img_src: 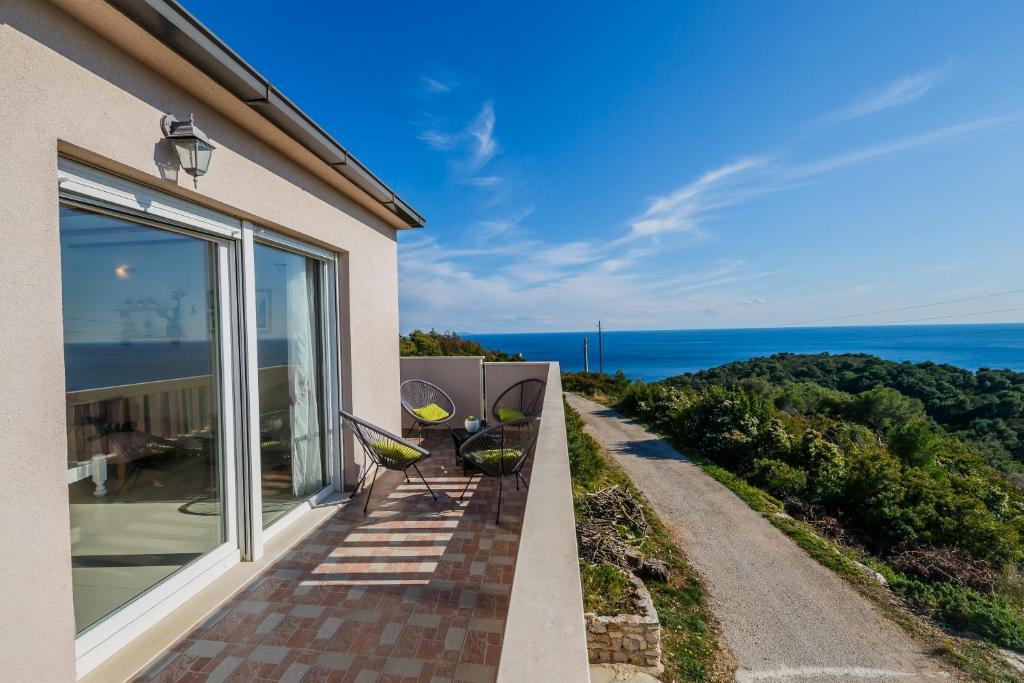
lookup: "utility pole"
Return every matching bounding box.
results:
[597,320,604,374]
[583,337,589,372]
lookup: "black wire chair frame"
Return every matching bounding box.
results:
[458,416,541,524]
[400,379,457,438]
[340,410,438,513]
[491,379,546,423]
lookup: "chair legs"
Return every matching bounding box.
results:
[460,471,527,524]
[459,473,478,500]
[362,463,381,514]
[350,462,372,500]
[496,473,503,525]
[411,462,437,500]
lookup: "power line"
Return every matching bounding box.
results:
[789,288,1024,326]
[875,306,1024,326]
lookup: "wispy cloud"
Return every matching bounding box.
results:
[418,101,500,173]
[417,129,459,150]
[467,101,499,171]
[420,75,455,94]
[618,157,770,243]
[788,111,1024,179]
[616,110,1022,246]
[478,207,534,238]
[822,67,943,125]
[467,175,502,187]
[399,234,779,332]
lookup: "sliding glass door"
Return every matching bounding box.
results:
[253,242,329,527]
[58,161,340,670]
[60,205,230,634]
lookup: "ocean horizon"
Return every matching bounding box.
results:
[465,323,1024,382]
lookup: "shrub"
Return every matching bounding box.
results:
[798,430,847,505]
[562,370,631,402]
[892,574,1024,650]
[565,400,604,491]
[751,458,808,499]
[399,329,520,361]
[619,382,692,436]
[682,387,788,471]
[888,418,943,467]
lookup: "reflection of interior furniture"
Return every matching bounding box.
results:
[400,379,456,438]
[66,454,110,496]
[341,410,438,513]
[259,408,294,503]
[459,417,541,524]
[259,409,291,455]
[69,417,207,495]
[492,379,546,423]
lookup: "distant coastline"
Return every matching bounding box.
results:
[464,322,1024,382]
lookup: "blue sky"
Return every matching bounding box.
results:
[183,1,1024,333]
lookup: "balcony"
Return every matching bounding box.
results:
[85,360,588,683]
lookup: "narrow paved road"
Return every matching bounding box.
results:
[567,394,953,683]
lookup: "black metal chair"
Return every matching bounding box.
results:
[459,416,540,524]
[400,379,456,438]
[341,410,438,513]
[491,379,546,423]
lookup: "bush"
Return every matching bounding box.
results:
[619,382,692,436]
[751,458,808,499]
[682,387,790,471]
[565,400,604,491]
[892,574,1024,650]
[399,329,521,361]
[562,370,631,402]
[798,430,847,505]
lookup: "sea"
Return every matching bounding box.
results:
[465,323,1024,382]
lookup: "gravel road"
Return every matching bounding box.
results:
[567,393,954,683]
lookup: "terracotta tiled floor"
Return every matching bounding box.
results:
[135,433,529,683]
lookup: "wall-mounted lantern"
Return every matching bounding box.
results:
[161,114,215,187]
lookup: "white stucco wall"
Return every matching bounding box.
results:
[0,1,407,679]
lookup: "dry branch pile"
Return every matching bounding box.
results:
[577,485,650,569]
[890,546,996,591]
[785,497,848,543]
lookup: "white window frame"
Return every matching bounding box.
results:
[242,222,342,558]
[58,159,245,678]
[58,159,345,676]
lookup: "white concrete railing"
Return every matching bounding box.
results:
[398,357,590,681]
[496,362,589,682]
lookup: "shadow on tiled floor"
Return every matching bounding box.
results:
[135,432,529,683]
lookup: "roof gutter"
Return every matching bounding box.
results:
[102,0,425,228]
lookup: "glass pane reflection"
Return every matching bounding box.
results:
[254,243,327,527]
[60,206,225,633]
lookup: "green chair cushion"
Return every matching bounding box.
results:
[471,447,525,469]
[369,440,421,463]
[412,403,450,422]
[496,407,526,422]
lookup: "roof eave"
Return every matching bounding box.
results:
[103,0,425,229]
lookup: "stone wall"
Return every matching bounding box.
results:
[584,573,662,671]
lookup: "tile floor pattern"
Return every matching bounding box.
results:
[135,433,529,683]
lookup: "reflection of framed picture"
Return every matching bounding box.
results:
[255,289,272,331]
